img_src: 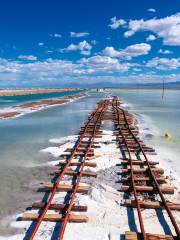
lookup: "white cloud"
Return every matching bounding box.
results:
[146,57,180,70]
[133,67,141,72]
[147,8,156,13]
[0,56,131,85]
[46,50,53,54]
[0,57,180,87]
[0,58,20,73]
[63,44,78,51]
[146,34,156,41]
[109,16,126,29]
[18,55,37,61]
[124,13,180,46]
[80,55,129,72]
[60,40,92,55]
[124,30,134,38]
[38,42,44,46]
[121,43,151,59]
[102,43,151,59]
[70,32,89,38]
[158,49,173,54]
[51,33,62,38]
[0,58,86,79]
[102,47,121,58]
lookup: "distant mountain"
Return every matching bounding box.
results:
[63,81,180,89]
[2,81,180,90]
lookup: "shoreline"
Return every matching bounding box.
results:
[0,88,79,97]
[0,93,87,120]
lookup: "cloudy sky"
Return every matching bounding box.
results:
[0,0,180,87]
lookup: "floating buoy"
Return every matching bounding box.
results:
[164,132,172,139]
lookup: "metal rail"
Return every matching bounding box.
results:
[58,100,109,239]
[112,97,180,239]
[29,100,109,240]
[112,98,147,240]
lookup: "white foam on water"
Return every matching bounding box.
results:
[40,135,77,159]
[49,135,78,144]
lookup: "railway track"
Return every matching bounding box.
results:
[20,96,180,240]
[112,96,180,240]
[21,99,110,239]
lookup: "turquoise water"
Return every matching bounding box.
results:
[110,89,180,176]
[0,92,103,233]
[0,89,179,235]
[0,90,83,108]
[0,93,102,168]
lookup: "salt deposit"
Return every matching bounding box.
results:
[1,127,180,239]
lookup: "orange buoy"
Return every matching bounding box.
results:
[164,132,172,139]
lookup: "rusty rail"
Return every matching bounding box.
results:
[112,98,147,240]
[20,96,179,240]
[58,100,109,239]
[112,96,180,239]
[27,99,110,240]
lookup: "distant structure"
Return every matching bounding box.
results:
[96,88,105,92]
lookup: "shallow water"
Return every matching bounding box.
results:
[110,89,180,176]
[0,92,104,235]
[0,89,180,235]
[0,90,82,108]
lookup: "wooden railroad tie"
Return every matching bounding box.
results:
[119,140,144,144]
[64,147,94,153]
[119,167,164,174]
[120,185,174,194]
[120,145,155,152]
[116,120,134,125]
[114,127,138,131]
[80,140,99,144]
[31,202,88,212]
[78,143,101,148]
[79,131,102,135]
[81,125,102,128]
[119,147,155,153]
[121,160,159,166]
[114,116,132,120]
[79,128,102,133]
[60,152,94,157]
[58,160,97,167]
[21,213,88,223]
[125,231,177,240]
[117,136,140,140]
[115,133,139,137]
[113,131,139,136]
[121,176,166,183]
[120,143,147,147]
[41,183,89,194]
[123,199,180,211]
[53,169,97,177]
[83,124,101,127]
[81,134,102,138]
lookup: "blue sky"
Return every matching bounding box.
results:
[0,0,180,87]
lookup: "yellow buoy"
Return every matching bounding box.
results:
[164,132,172,139]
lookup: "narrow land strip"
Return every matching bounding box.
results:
[0,93,87,119]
